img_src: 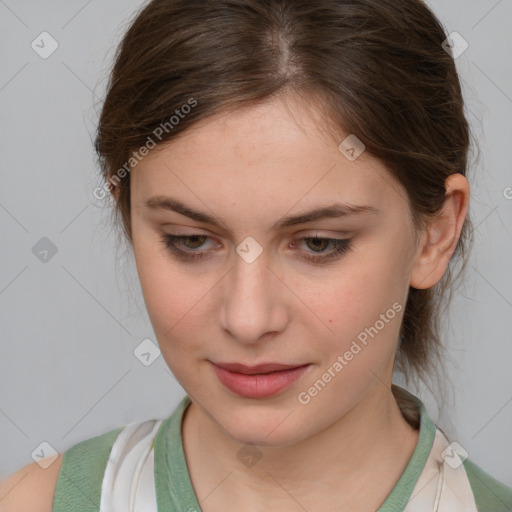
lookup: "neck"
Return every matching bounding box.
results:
[182,383,419,511]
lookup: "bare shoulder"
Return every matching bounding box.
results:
[0,455,63,512]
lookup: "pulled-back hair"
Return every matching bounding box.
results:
[94,0,474,397]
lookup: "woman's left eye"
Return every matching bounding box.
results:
[160,234,352,263]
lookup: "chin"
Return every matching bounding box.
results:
[216,406,308,448]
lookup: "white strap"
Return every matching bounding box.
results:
[99,419,162,512]
[405,429,478,511]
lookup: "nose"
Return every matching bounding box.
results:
[219,250,288,346]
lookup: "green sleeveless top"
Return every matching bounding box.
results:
[52,392,512,511]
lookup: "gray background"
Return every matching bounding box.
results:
[1,0,511,487]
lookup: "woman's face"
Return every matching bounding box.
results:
[130,95,421,446]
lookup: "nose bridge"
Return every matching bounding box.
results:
[220,247,285,344]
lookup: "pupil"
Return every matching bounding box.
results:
[309,238,326,251]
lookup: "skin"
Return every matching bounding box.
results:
[0,455,62,512]
[126,94,468,511]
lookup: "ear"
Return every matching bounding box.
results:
[409,173,470,290]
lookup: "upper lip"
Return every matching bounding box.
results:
[211,361,309,375]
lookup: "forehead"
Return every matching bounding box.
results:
[131,96,406,222]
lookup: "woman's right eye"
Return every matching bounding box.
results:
[160,234,214,261]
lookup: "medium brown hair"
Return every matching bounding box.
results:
[94,0,474,396]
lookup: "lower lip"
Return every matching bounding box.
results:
[211,363,311,398]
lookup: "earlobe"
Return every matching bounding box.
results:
[409,173,470,290]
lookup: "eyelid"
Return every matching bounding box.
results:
[161,229,352,244]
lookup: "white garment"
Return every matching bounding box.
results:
[99,419,162,512]
[99,419,477,512]
[404,428,477,512]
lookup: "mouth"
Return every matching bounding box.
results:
[210,361,312,398]
[211,361,309,374]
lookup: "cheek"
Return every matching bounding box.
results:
[135,255,208,381]
[133,233,205,341]
[293,263,404,416]
[297,244,408,364]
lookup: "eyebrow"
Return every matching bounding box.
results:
[144,196,379,231]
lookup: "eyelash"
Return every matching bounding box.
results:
[160,234,352,264]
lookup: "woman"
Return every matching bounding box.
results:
[2,0,511,510]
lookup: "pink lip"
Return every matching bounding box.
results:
[211,361,311,398]
[213,361,308,374]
